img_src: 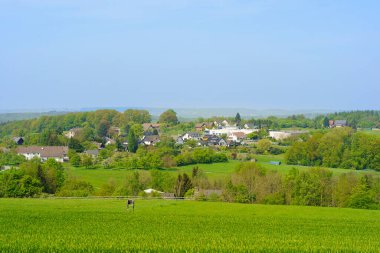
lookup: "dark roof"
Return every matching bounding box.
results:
[13,137,24,143]
[17,146,68,158]
[85,149,99,156]
[143,135,160,142]
[187,132,201,137]
[335,120,347,125]
[143,123,161,131]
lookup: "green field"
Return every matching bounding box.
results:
[1,199,380,252]
[67,155,378,190]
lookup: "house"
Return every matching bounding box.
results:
[182,132,201,141]
[243,123,258,129]
[91,141,104,149]
[195,123,206,132]
[195,122,214,131]
[329,120,348,128]
[13,137,24,145]
[222,120,230,127]
[17,146,69,162]
[208,127,258,137]
[334,120,347,128]
[84,149,99,157]
[176,136,184,145]
[104,137,116,146]
[64,128,82,138]
[142,123,161,132]
[205,135,227,146]
[109,126,121,136]
[228,132,246,142]
[226,139,240,147]
[269,130,308,141]
[141,135,160,146]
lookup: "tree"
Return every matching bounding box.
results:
[174,173,193,197]
[81,154,94,169]
[124,109,152,124]
[323,117,329,128]
[127,128,139,153]
[159,109,178,125]
[256,139,272,154]
[97,119,110,138]
[235,113,241,125]
[68,138,84,153]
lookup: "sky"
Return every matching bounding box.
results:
[0,0,379,112]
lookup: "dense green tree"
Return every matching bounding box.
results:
[159,109,178,125]
[127,128,139,153]
[97,119,110,138]
[124,109,152,124]
[68,138,85,153]
[235,113,241,125]
[174,173,192,197]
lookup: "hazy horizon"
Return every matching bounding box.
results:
[1,1,379,111]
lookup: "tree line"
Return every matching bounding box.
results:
[285,128,380,171]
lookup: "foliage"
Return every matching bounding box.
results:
[285,128,380,170]
[159,109,178,125]
[127,128,138,153]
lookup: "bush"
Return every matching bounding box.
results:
[56,178,94,197]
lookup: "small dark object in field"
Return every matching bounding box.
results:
[127,199,135,212]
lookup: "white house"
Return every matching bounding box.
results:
[182,132,201,141]
[17,146,69,162]
[269,130,308,141]
[208,127,258,137]
[64,128,82,139]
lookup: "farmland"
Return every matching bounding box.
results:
[1,198,380,252]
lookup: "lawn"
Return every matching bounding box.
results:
[1,199,380,252]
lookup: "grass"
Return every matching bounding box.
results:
[1,198,380,252]
[67,154,378,191]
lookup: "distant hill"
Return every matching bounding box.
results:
[0,111,68,123]
[80,107,335,119]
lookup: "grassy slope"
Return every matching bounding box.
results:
[67,154,378,190]
[1,199,379,252]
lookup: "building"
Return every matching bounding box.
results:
[269,130,308,141]
[208,127,258,137]
[13,137,24,145]
[109,126,121,136]
[64,128,82,138]
[84,149,99,157]
[17,146,69,162]
[176,136,184,145]
[142,123,161,132]
[329,120,348,128]
[141,135,160,146]
[182,132,201,141]
[228,132,246,142]
[104,137,116,146]
[334,120,348,128]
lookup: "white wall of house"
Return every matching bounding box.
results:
[20,153,65,163]
[269,131,292,140]
[209,127,258,136]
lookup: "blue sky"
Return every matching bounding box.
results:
[0,0,379,111]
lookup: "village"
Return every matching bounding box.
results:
[5,117,353,164]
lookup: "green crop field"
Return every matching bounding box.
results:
[1,199,380,252]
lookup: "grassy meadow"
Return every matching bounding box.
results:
[66,154,378,191]
[1,198,380,252]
